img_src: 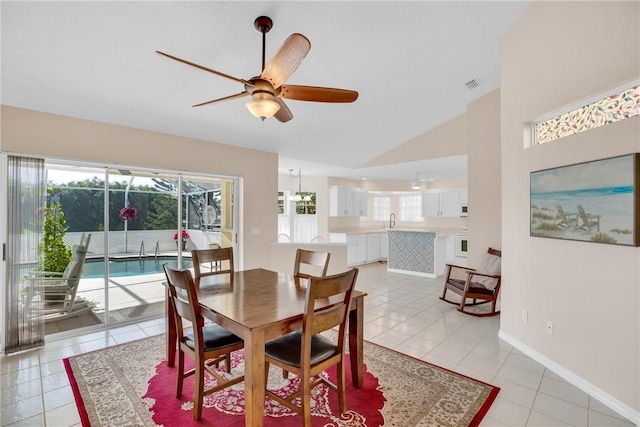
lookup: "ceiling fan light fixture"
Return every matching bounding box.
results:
[246,97,280,120]
[411,181,422,190]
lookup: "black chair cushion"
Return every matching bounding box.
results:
[184,323,243,351]
[447,278,494,296]
[265,331,338,368]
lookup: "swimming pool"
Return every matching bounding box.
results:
[83,256,193,278]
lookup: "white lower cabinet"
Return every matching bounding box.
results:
[330,232,387,266]
[355,235,366,264]
[380,232,388,260]
[346,235,357,266]
[366,233,380,263]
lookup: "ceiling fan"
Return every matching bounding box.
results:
[156,16,358,122]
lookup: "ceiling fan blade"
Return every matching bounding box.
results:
[261,33,311,89]
[156,51,253,87]
[280,85,358,103]
[192,91,248,108]
[274,98,293,123]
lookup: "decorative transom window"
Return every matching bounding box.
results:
[533,82,639,145]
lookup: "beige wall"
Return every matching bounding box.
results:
[467,89,502,266]
[500,0,639,418]
[362,114,467,167]
[1,106,279,270]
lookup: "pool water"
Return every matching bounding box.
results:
[83,257,193,278]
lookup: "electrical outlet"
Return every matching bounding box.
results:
[546,320,553,335]
[522,310,528,322]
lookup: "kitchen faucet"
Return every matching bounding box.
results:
[389,213,396,229]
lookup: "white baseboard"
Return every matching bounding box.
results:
[386,268,436,278]
[498,329,639,426]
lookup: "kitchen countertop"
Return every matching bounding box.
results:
[329,227,466,237]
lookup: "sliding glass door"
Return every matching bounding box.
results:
[2,160,240,337]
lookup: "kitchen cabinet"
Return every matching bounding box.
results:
[329,186,353,216]
[329,231,385,266]
[352,188,368,217]
[422,187,467,218]
[346,235,357,265]
[380,232,388,260]
[329,186,368,217]
[355,234,366,264]
[344,234,366,266]
[366,233,380,262]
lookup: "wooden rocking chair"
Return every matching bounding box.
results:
[440,247,502,317]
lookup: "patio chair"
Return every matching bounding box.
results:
[576,205,600,231]
[30,233,94,322]
[556,205,577,229]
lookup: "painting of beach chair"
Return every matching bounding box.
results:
[556,205,578,229]
[531,154,639,246]
[29,233,94,322]
[576,205,601,231]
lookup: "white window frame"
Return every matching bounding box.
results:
[399,194,423,222]
[372,196,390,222]
[531,80,639,146]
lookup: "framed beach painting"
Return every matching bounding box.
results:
[530,153,639,246]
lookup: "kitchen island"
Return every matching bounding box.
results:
[387,229,446,277]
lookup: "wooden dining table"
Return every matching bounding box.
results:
[164,268,366,427]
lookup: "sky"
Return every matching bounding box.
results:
[530,155,634,194]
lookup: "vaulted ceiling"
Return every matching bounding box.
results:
[1,1,529,182]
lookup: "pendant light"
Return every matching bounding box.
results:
[290,169,311,201]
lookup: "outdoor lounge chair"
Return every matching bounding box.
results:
[29,233,94,322]
[556,205,577,229]
[576,205,600,231]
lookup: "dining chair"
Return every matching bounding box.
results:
[293,248,330,280]
[191,247,234,286]
[279,248,332,379]
[264,268,359,426]
[162,264,244,420]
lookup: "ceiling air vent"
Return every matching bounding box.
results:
[465,79,480,90]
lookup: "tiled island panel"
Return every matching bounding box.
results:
[387,229,445,277]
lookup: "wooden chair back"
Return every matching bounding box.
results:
[163,263,244,420]
[163,265,204,344]
[304,268,357,336]
[264,268,359,426]
[191,247,234,285]
[293,249,330,280]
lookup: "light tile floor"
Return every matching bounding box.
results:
[0,262,635,426]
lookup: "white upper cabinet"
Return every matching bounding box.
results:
[329,186,354,216]
[421,191,441,217]
[352,188,368,217]
[329,186,367,217]
[422,187,467,217]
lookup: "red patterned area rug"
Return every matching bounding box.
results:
[64,333,499,426]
